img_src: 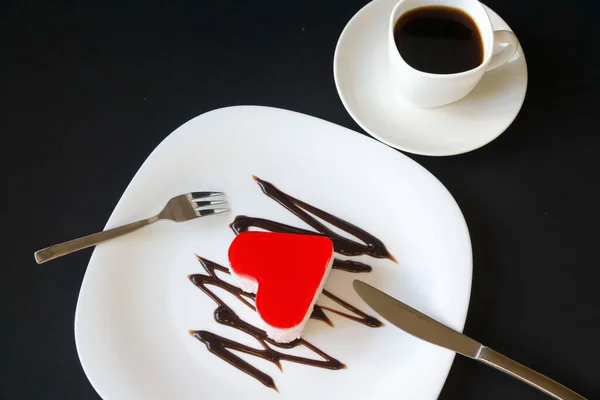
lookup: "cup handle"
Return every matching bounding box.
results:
[486,30,519,72]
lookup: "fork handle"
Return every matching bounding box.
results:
[34,215,160,264]
[477,347,586,399]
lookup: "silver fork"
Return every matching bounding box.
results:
[34,192,229,264]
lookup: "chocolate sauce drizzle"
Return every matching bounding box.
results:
[235,176,396,262]
[189,257,345,392]
[230,216,375,273]
[189,176,395,390]
[320,290,383,328]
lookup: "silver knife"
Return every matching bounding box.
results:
[353,280,586,400]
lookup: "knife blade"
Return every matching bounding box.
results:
[352,280,587,400]
[352,279,482,358]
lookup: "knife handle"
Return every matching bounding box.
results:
[477,347,586,400]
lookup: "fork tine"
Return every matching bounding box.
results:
[191,191,224,200]
[197,208,230,217]
[193,200,227,209]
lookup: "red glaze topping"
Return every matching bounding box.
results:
[228,232,334,329]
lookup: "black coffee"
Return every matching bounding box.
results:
[393,6,483,74]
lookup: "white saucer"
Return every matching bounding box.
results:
[334,0,528,156]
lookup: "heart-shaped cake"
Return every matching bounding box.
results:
[228,231,334,343]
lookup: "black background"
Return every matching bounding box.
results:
[2,0,599,399]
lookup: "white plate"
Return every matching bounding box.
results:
[75,106,472,400]
[334,0,528,156]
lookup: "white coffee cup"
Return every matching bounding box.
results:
[388,0,519,108]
